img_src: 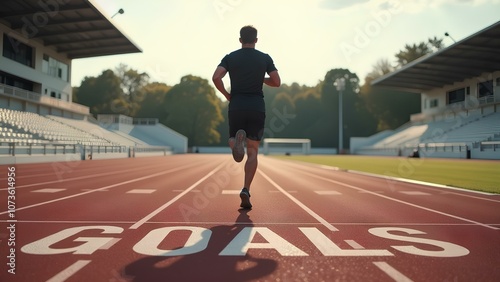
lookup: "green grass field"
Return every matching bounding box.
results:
[274,155,500,194]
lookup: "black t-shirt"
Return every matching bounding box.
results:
[218,48,277,112]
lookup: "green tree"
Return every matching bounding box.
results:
[215,100,229,146]
[269,91,296,137]
[363,38,443,131]
[366,58,394,80]
[72,87,79,103]
[135,82,171,119]
[360,76,420,131]
[74,69,123,116]
[161,75,224,146]
[395,37,445,67]
[115,63,150,117]
[291,88,323,139]
[319,68,375,149]
[427,36,444,52]
[395,42,430,66]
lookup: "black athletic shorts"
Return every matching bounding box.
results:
[228,110,266,141]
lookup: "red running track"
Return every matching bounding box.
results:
[0,154,499,281]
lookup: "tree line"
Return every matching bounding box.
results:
[73,37,444,149]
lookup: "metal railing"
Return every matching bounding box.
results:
[416,142,468,152]
[0,83,89,115]
[0,142,79,156]
[82,145,127,154]
[0,142,171,160]
[411,95,499,122]
[0,142,125,157]
[133,118,159,125]
[473,141,500,151]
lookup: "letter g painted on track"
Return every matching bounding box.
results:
[21,226,123,255]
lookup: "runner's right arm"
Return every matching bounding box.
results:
[264,70,281,87]
[212,66,231,101]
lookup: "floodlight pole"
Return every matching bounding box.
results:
[335,78,345,154]
[112,8,124,18]
[444,32,456,43]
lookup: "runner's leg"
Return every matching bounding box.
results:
[228,111,246,162]
[244,139,260,191]
[243,111,265,191]
[228,111,237,150]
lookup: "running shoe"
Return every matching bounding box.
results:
[232,129,246,162]
[240,187,252,209]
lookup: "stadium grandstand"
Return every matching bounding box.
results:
[351,20,500,160]
[0,0,187,164]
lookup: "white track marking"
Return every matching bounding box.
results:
[0,164,162,191]
[129,161,227,229]
[0,163,198,215]
[359,190,385,194]
[0,220,138,224]
[378,175,496,196]
[259,170,339,231]
[373,261,413,282]
[436,190,500,202]
[345,240,364,249]
[221,190,240,194]
[320,165,340,170]
[126,189,156,194]
[81,189,108,192]
[173,189,201,193]
[399,191,431,195]
[294,168,499,230]
[32,188,66,193]
[99,238,121,250]
[1,219,496,227]
[46,260,91,282]
[315,191,342,195]
[271,157,500,200]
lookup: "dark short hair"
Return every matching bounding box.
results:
[240,25,257,44]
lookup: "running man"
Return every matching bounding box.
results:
[212,25,281,209]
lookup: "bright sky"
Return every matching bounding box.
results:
[72,0,500,90]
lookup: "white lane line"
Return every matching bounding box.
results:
[81,189,108,192]
[0,164,162,191]
[222,190,240,194]
[0,220,138,224]
[259,170,339,232]
[3,219,498,228]
[129,161,227,229]
[399,191,431,196]
[173,189,201,193]
[46,260,91,282]
[320,165,340,170]
[296,169,500,230]
[269,157,500,200]
[315,191,342,195]
[32,188,66,193]
[0,163,198,215]
[373,261,413,282]
[126,189,156,194]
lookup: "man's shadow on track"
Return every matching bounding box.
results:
[122,209,277,281]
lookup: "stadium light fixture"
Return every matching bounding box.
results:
[111,8,125,18]
[444,32,456,43]
[334,77,346,154]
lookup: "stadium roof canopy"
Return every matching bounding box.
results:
[0,0,141,59]
[371,20,500,93]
